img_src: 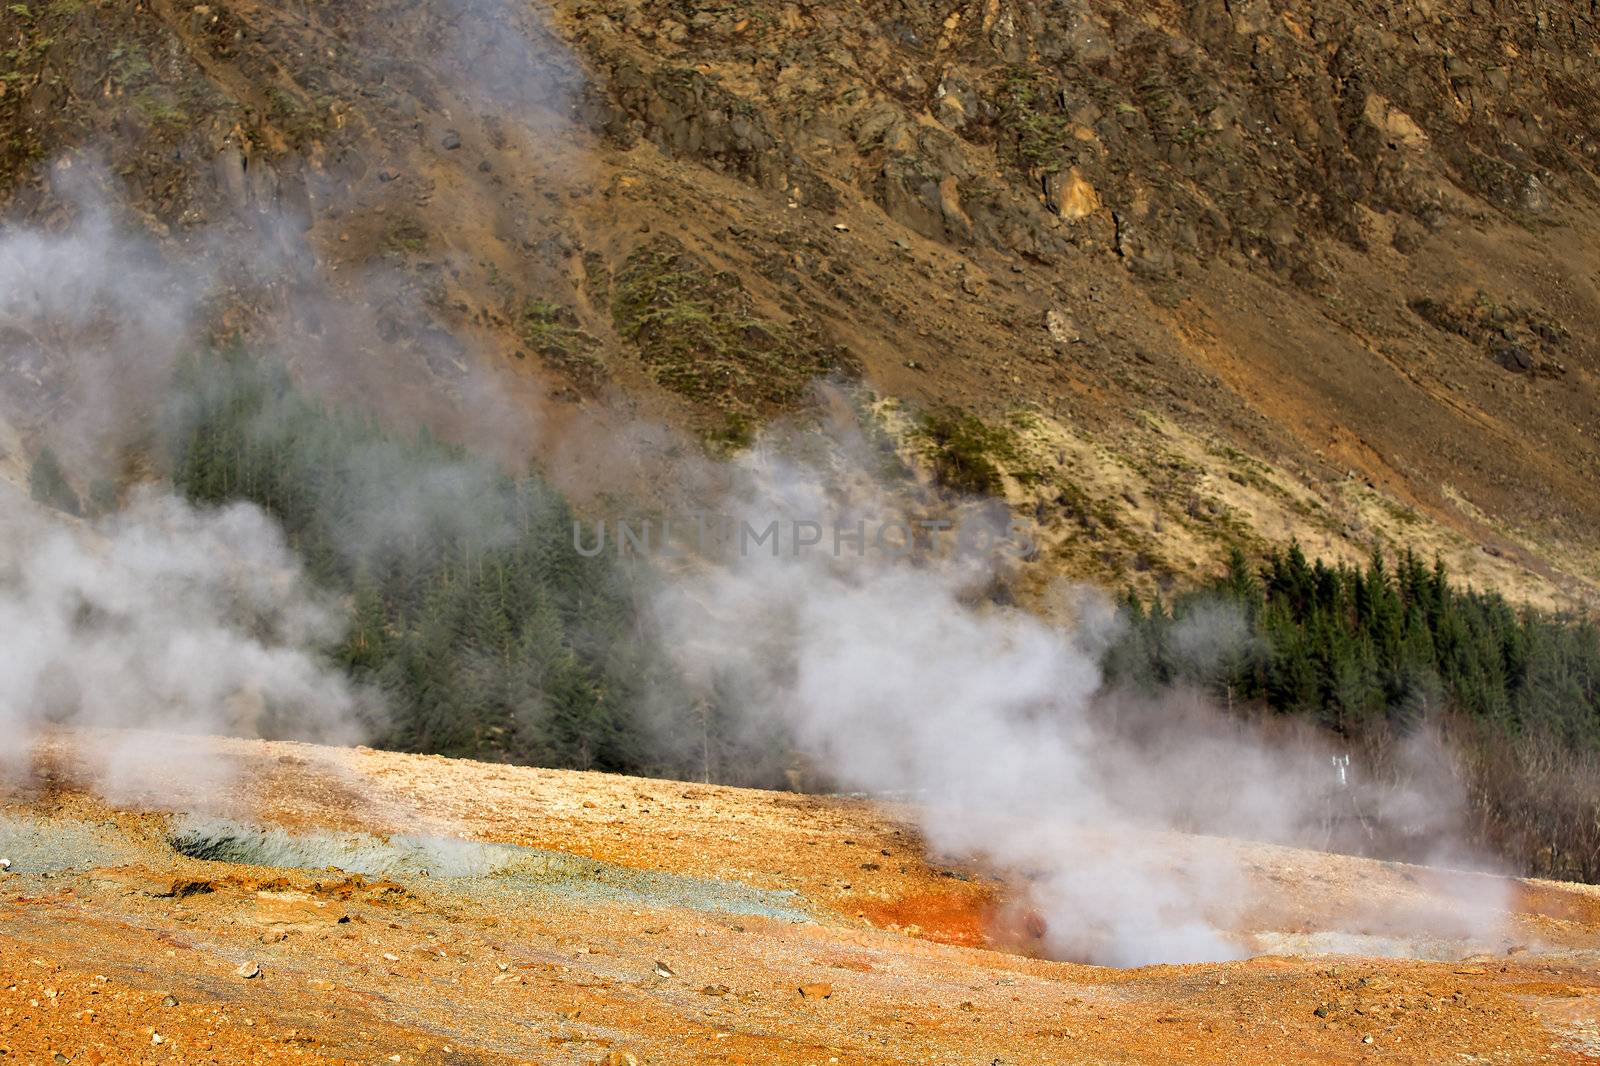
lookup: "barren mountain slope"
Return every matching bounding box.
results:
[5,732,1600,1064]
[2,0,1599,603]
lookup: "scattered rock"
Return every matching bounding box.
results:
[1520,175,1549,213]
[235,961,261,980]
[252,890,348,930]
[701,984,730,996]
[160,995,178,1007]
[440,130,462,150]
[798,982,833,1000]
[653,960,675,978]
[1045,308,1079,345]
[1048,167,1101,221]
[1492,342,1533,373]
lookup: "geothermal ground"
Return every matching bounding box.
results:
[4,733,1600,1065]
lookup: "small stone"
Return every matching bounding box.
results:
[1045,308,1079,345]
[235,961,260,980]
[833,223,850,232]
[440,130,462,150]
[798,982,833,1000]
[161,995,178,1007]
[378,167,400,182]
[701,984,730,996]
[1050,166,1102,221]
[0,858,11,871]
[653,961,675,978]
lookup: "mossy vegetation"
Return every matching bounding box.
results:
[133,88,188,128]
[611,237,845,412]
[916,408,1022,496]
[381,217,428,256]
[519,299,581,358]
[518,299,605,391]
[994,67,1071,175]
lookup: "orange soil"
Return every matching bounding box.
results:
[2,731,1600,1064]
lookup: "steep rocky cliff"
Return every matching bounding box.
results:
[2,0,1597,603]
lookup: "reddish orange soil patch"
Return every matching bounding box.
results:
[852,889,1027,950]
[854,890,993,946]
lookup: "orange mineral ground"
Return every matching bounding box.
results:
[3,731,1600,1065]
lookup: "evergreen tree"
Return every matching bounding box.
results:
[164,348,691,775]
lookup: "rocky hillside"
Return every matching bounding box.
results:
[2,0,1598,604]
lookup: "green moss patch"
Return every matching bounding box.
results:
[611,237,848,412]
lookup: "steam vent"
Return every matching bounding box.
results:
[3,0,1600,1060]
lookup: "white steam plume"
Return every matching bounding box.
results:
[651,444,1505,965]
[0,484,371,792]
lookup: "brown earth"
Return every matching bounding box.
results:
[1,0,1598,604]
[4,731,1600,1064]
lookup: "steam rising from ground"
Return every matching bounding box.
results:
[0,0,637,796]
[0,0,1513,968]
[0,484,370,792]
[651,448,1507,964]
